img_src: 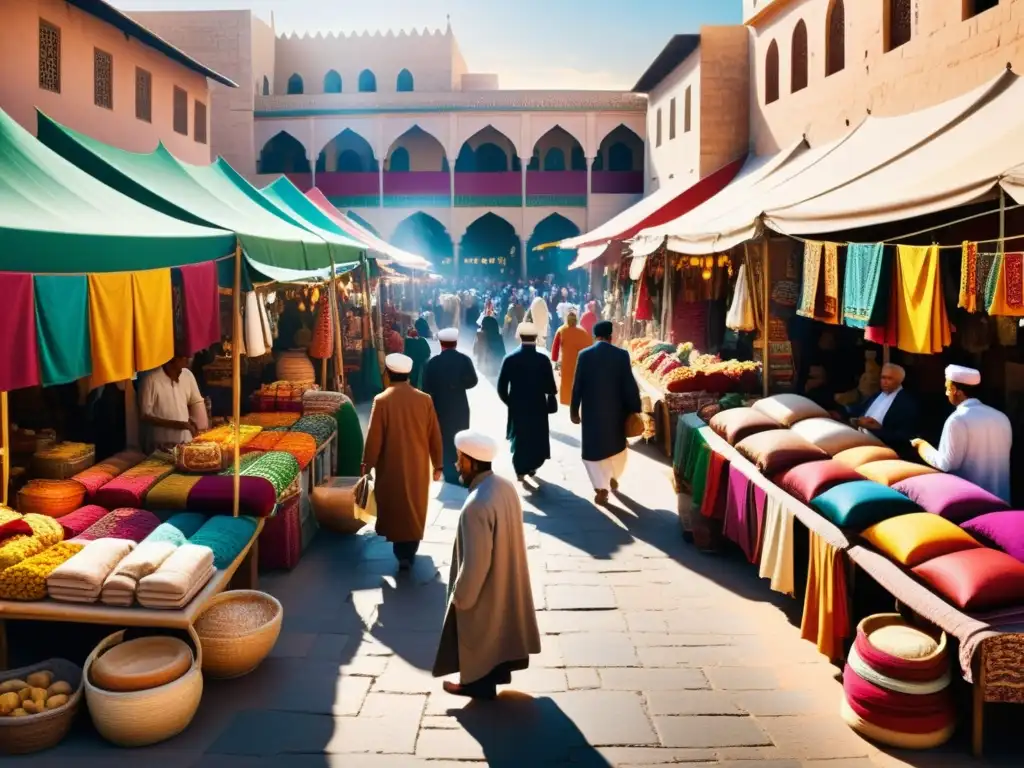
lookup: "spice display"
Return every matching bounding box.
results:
[32,442,95,479]
[628,336,760,394]
[0,542,84,600]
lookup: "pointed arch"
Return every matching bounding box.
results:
[324,70,342,93]
[543,148,566,171]
[262,75,270,95]
[392,213,453,272]
[526,214,581,278]
[455,126,518,173]
[384,125,448,172]
[791,20,809,93]
[826,0,846,77]
[396,69,414,92]
[594,125,643,172]
[257,131,310,174]
[287,73,304,95]
[358,69,377,93]
[460,213,520,277]
[316,129,378,173]
[765,40,780,104]
[530,126,584,171]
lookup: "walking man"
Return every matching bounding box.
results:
[551,308,592,407]
[361,353,444,569]
[498,322,557,481]
[423,327,479,484]
[432,430,541,699]
[403,328,431,390]
[571,320,643,504]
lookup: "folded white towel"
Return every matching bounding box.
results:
[138,544,214,599]
[137,565,215,609]
[47,539,135,596]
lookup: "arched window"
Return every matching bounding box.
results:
[826,0,846,76]
[287,73,303,95]
[358,69,377,93]
[543,147,566,171]
[608,142,632,172]
[791,20,808,93]
[338,149,365,173]
[765,40,780,104]
[262,75,270,95]
[886,0,912,52]
[324,70,342,93]
[527,152,540,172]
[570,145,586,171]
[389,147,410,172]
[396,69,414,92]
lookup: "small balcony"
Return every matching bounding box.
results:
[454,172,522,207]
[526,171,587,207]
[383,171,451,208]
[591,171,644,195]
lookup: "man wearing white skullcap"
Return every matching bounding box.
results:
[362,351,444,570]
[498,320,557,481]
[423,329,478,483]
[911,365,1013,501]
[433,430,540,699]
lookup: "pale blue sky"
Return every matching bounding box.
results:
[116,0,742,89]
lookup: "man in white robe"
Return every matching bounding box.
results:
[911,365,1013,501]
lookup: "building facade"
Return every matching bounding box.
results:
[0,0,232,164]
[133,10,647,279]
[745,0,1019,155]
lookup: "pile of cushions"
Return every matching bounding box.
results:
[709,407,781,446]
[842,614,955,749]
[892,474,1008,523]
[791,418,883,456]
[811,481,922,530]
[773,460,863,505]
[856,460,938,487]
[961,510,1024,563]
[94,457,175,510]
[736,430,826,475]
[833,445,899,469]
[752,394,828,427]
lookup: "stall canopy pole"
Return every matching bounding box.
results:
[330,256,345,392]
[232,241,243,518]
[762,240,770,398]
[1,391,8,507]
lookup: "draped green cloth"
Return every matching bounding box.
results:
[689,439,712,508]
[843,243,884,329]
[34,275,91,386]
[674,413,706,476]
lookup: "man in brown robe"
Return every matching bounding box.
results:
[362,353,444,569]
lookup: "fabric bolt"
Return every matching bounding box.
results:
[751,484,769,565]
[47,538,135,600]
[87,273,134,388]
[274,432,317,470]
[218,451,263,475]
[57,504,110,539]
[892,473,1008,523]
[145,473,204,510]
[34,274,91,386]
[76,508,161,543]
[137,543,214,601]
[758,493,796,596]
[861,513,982,567]
[94,460,175,509]
[722,464,758,562]
[101,539,178,602]
[132,269,174,373]
[243,431,286,454]
[895,245,951,355]
[673,413,706,477]
[821,242,840,323]
[292,414,337,446]
[186,475,277,518]
[699,450,730,520]
[961,510,1024,562]
[0,542,84,600]
[844,243,886,328]
[189,515,259,568]
[175,261,221,355]
[243,450,301,497]
[800,529,850,662]
[0,272,40,391]
[145,513,208,546]
[72,453,142,499]
[988,251,1024,316]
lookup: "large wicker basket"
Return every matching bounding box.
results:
[0,658,83,755]
[84,626,203,747]
[194,590,282,679]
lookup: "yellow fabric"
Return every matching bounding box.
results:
[88,273,134,388]
[895,245,951,354]
[800,529,849,662]
[856,460,939,487]
[861,512,982,567]
[554,325,593,405]
[132,269,175,372]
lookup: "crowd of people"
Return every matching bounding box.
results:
[358,308,641,701]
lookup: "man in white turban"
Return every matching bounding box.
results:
[423,328,478,484]
[912,365,1013,501]
[432,430,540,699]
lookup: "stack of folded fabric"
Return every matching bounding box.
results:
[0,506,21,527]
[841,614,955,749]
[218,452,263,475]
[71,450,146,499]
[0,541,86,600]
[190,515,259,569]
[136,543,215,609]
[47,538,136,603]
[145,473,204,510]
[243,451,301,498]
[274,432,317,470]
[94,457,175,509]
[0,514,65,570]
[302,390,349,415]
[77,508,161,543]
[185,475,278,518]
[57,505,111,539]
[291,414,337,447]
[101,513,208,606]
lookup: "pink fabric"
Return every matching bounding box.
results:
[59,504,112,540]
[722,464,758,563]
[178,262,221,354]
[580,302,598,335]
[0,273,40,390]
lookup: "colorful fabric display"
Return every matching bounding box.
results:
[94,458,175,509]
[72,450,146,498]
[57,504,110,539]
[987,251,1024,316]
[243,451,301,497]
[88,272,134,389]
[17,479,87,517]
[751,394,828,427]
[895,245,951,354]
[185,475,278,518]
[259,495,303,571]
[758,492,795,596]
[797,241,840,324]
[0,272,41,391]
[336,400,364,476]
[861,513,982,567]
[801,529,850,662]
[34,274,91,386]
[137,543,216,609]
[291,414,337,446]
[132,269,174,373]
[240,412,302,429]
[197,423,264,448]
[175,261,221,355]
[736,430,826,475]
[773,460,862,505]
[0,514,65,570]
[274,432,317,470]
[100,515,204,607]
[145,473,204,510]
[219,451,264,474]
[147,513,208,546]
[76,508,161,543]
[891,473,1008,523]
[309,292,333,360]
[47,538,134,603]
[843,243,885,328]
[913,548,1024,612]
[709,407,780,446]
[190,515,258,568]
[243,431,286,454]
[960,510,1024,563]
[810,481,921,530]
[302,390,349,415]
[721,464,758,563]
[0,542,85,600]
[833,445,899,469]
[0,507,20,527]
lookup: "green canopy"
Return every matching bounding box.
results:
[36,112,348,271]
[0,106,234,272]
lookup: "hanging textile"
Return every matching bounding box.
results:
[132,269,174,372]
[959,242,979,312]
[797,241,823,319]
[746,244,767,336]
[797,241,840,324]
[757,493,795,596]
[725,265,756,332]
[987,251,1024,317]
[635,275,653,322]
[843,243,885,328]
[34,275,91,387]
[895,245,951,354]
[309,293,334,360]
[722,465,758,562]
[176,262,221,355]
[821,243,840,324]
[258,292,273,350]
[244,292,266,357]
[800,529,851,663]
[88,273,134,389]
[0,273,40,391]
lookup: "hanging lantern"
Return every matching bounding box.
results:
[704,256,714,269]
[701,269,712,281]
[689,256,701,267]
[311,287,320,305]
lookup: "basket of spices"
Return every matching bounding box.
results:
[0,659,83,755]
[194,590,282,678]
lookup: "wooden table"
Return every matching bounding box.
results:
[0,521,262,669]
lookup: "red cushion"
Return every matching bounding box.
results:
[913,548,1024,612]
[773,460,863,504]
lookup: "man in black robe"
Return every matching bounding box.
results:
[423,328,479,484]
[497,322,557,481]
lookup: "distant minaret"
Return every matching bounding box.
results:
[446,13,451,34]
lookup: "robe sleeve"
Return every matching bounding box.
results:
[920,414,967,473]
[551,330,562,362]
[497,358,511,405]
[427,403,443,471]
[622,352,642,414]
[452,501,494,611]
[571,350,586,414]
[362,399,384,470]
[544,354,557,395]
[462,355,478,390]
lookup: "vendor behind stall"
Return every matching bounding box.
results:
[139,354,207,451]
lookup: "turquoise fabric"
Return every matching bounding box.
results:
[810,480,921,530]
[34,275,91,385]
[145,513,208,546]
[674,413,705,475]
[843,243,885,329]
[189,515,259,569]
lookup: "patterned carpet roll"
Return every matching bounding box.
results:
[0,542,85,600]
[94,458,175,510]
[189,515,259,568]
[274,432,317,470]
[76,508,162,543]
[17,479,87,517]
[243,451,301,498]
[240,412,301,429]
[0,514,65,570]
[291,414,337,447]
[243,431,286,454]
[145,513,209,546]
[219,452,264,475]
[186,475,277,518]
[71,450,147,497]
[302,390,349,415]
[145,473,204,510]
[58,505,111,540]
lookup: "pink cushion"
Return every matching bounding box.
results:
[913,548,1024,612]
[709,408,781,446]
[773,460,862,504]
[893,474,1008,523]
[735,429,827,475]
[960,511,1024,563]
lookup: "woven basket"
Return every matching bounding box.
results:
[0,658,83,755]
[275,351,315,384]
[84,626,203,747]
[194,591,282,679]
[32,444,96,480]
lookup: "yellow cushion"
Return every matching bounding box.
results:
[857,460,939,487]
[833,445,899,469]
[868,625,939,660]
[861,512,982,567]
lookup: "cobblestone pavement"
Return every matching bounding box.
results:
[11,345,1011,766]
